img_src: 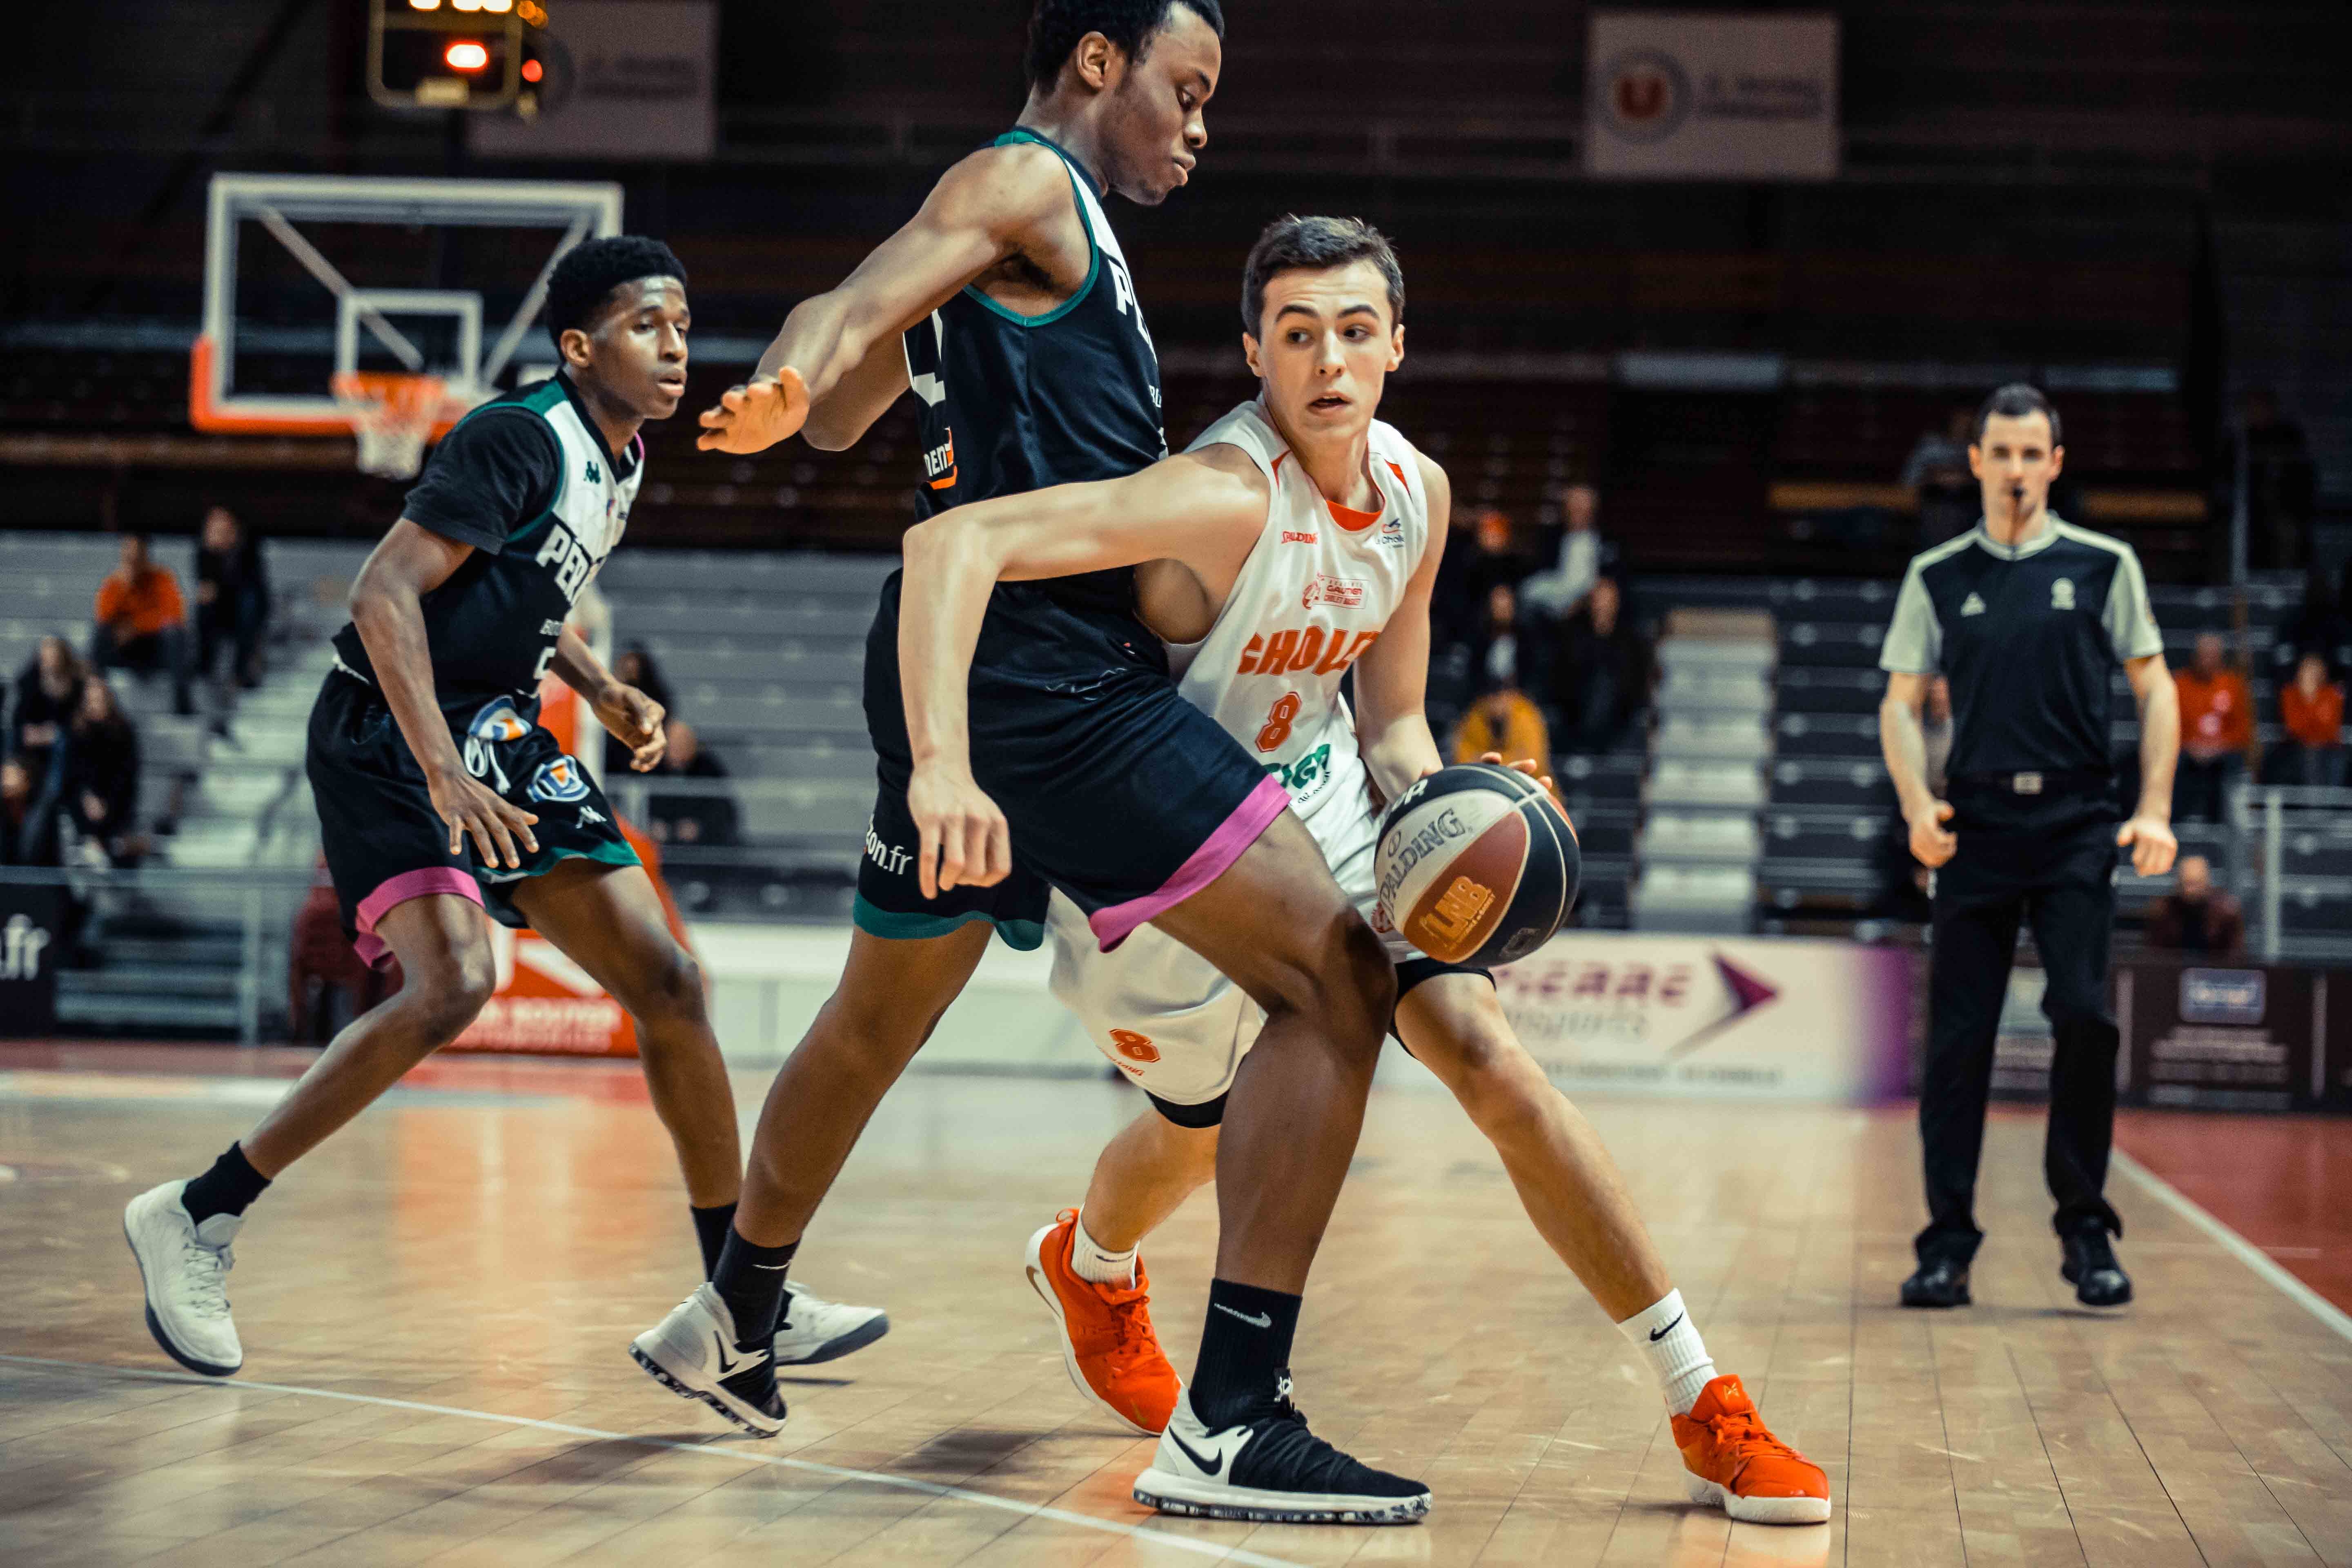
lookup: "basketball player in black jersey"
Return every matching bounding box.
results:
[124,238,882,1381]
[632,0,1430,1525]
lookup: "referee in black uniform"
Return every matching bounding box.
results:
[1878,383,2180,1310]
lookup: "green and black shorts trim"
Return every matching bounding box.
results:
[307,669,639,968]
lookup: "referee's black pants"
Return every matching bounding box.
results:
[1918,811,2125,1267]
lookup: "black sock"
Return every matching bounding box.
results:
[1189,1278,1303,1428]
[710,1229,796,1350]
[691,1201,738,1280]
[180,1143,270,1225]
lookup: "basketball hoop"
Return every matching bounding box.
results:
[333,370,458,480]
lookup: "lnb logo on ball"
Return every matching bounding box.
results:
[2,911,51,982]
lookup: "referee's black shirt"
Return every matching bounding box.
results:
[1880,515,2163,818]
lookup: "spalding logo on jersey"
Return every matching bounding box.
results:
[528,756,592,804]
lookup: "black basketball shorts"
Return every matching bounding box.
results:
[307,670,638,968]
[855,573,1286,953]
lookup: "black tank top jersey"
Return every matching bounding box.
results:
[904,129,1168,619]
[332,373,640,724]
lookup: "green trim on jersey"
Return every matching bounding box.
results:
[851,892,1046,951]
[960,129,1102,329]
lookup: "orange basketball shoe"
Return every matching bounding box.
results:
[1023,1209,1181,1436]
[1672,1374,1833,1524]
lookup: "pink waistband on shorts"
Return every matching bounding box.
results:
[353,866,483,971]
[1087,773,1291,952]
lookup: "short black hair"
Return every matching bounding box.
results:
[1023,0,1224,91]
[1974,381,2062,447]
[543,236,686,351]
[1241,215,1405,335]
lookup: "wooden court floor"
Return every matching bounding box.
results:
[3,1054,2350,1566]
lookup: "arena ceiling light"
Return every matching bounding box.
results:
[444,40,490,71]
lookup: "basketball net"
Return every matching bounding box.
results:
[332,370,454,480]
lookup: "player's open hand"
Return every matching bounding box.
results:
[2117,813,2178,878]
[596,682,667,771]
[697,368,811,454]
[1908,798,1957,868]
[907,761,1011,900]
[425,762,539,871]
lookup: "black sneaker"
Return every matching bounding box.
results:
[1900,1257,1971,1308]
[2061,1229,2132,1307]
[1133,1382,1429,1524]
[629,1283,787,1436]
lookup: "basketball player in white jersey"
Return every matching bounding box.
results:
[895,216,1833,1525]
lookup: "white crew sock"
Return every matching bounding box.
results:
[1617,1289,1717,1415]
[1067,1210,1138,1287]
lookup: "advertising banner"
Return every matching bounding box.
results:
[0,883,60,1038]
[471,0,717,162]
[1585,13,1840,180]
[2115,958,2337,1113]
[1492,932,1911,1101]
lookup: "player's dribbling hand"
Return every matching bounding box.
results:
[1907,798,1957,868]
[907,762,1011,900]
[2116,813,2178,878]
[696,368,811,454]
[596,682,667,771]
[425,763,539,871]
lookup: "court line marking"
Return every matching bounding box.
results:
[0,1353,1306,1567]
[2112,1148,2352,1344]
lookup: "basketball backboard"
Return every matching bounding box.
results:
[191,172,621,439]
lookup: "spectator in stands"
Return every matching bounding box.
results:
[1452,584,1552,769]
[2225,387,2317,572]
[1434,508,1533,649]
[1519,482,1611,621]
[1549,575,1650,755]
[2265,653,2347,786]
[1,755,59,866]
[2172,632,2251,822]
[605,643,675,773]
[1902,409,1978,547]
[194,505,270,699]
[91,533,193,716]
[63,676,143,866]
[2270,560,2352,687]
[646,718,738,847]
[9,636,87,779]
[2143,855,2245,957]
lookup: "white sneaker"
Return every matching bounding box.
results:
[773,1283,889,1366]
[1133,1386,1430,1525]
[630,1283,786,1436]
[122,1180,243,1376]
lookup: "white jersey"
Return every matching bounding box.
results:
[1169,398,1433,822]
[1044,399,1439,1109]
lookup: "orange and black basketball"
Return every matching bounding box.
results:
[1375,763,1580,967]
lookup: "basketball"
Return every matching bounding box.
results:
[1376,763,1581,967]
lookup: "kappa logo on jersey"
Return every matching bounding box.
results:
[584,461,601,484]
[1236,625,1380,677]
[579,805,607,825]
[1960,592,1987,617]
[468,701,532,743]
[1281,530,1318,545]
[533,521,602,606]
[1302,574,1368,611]
[2051,577,2076,610]
[1108,1029,1160,1065]
[528,756,592,804]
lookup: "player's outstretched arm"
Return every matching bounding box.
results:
[699,144,1078,456]
[1354,453,1454,802]
[348,521,539,870]
[893,448,1270,898]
